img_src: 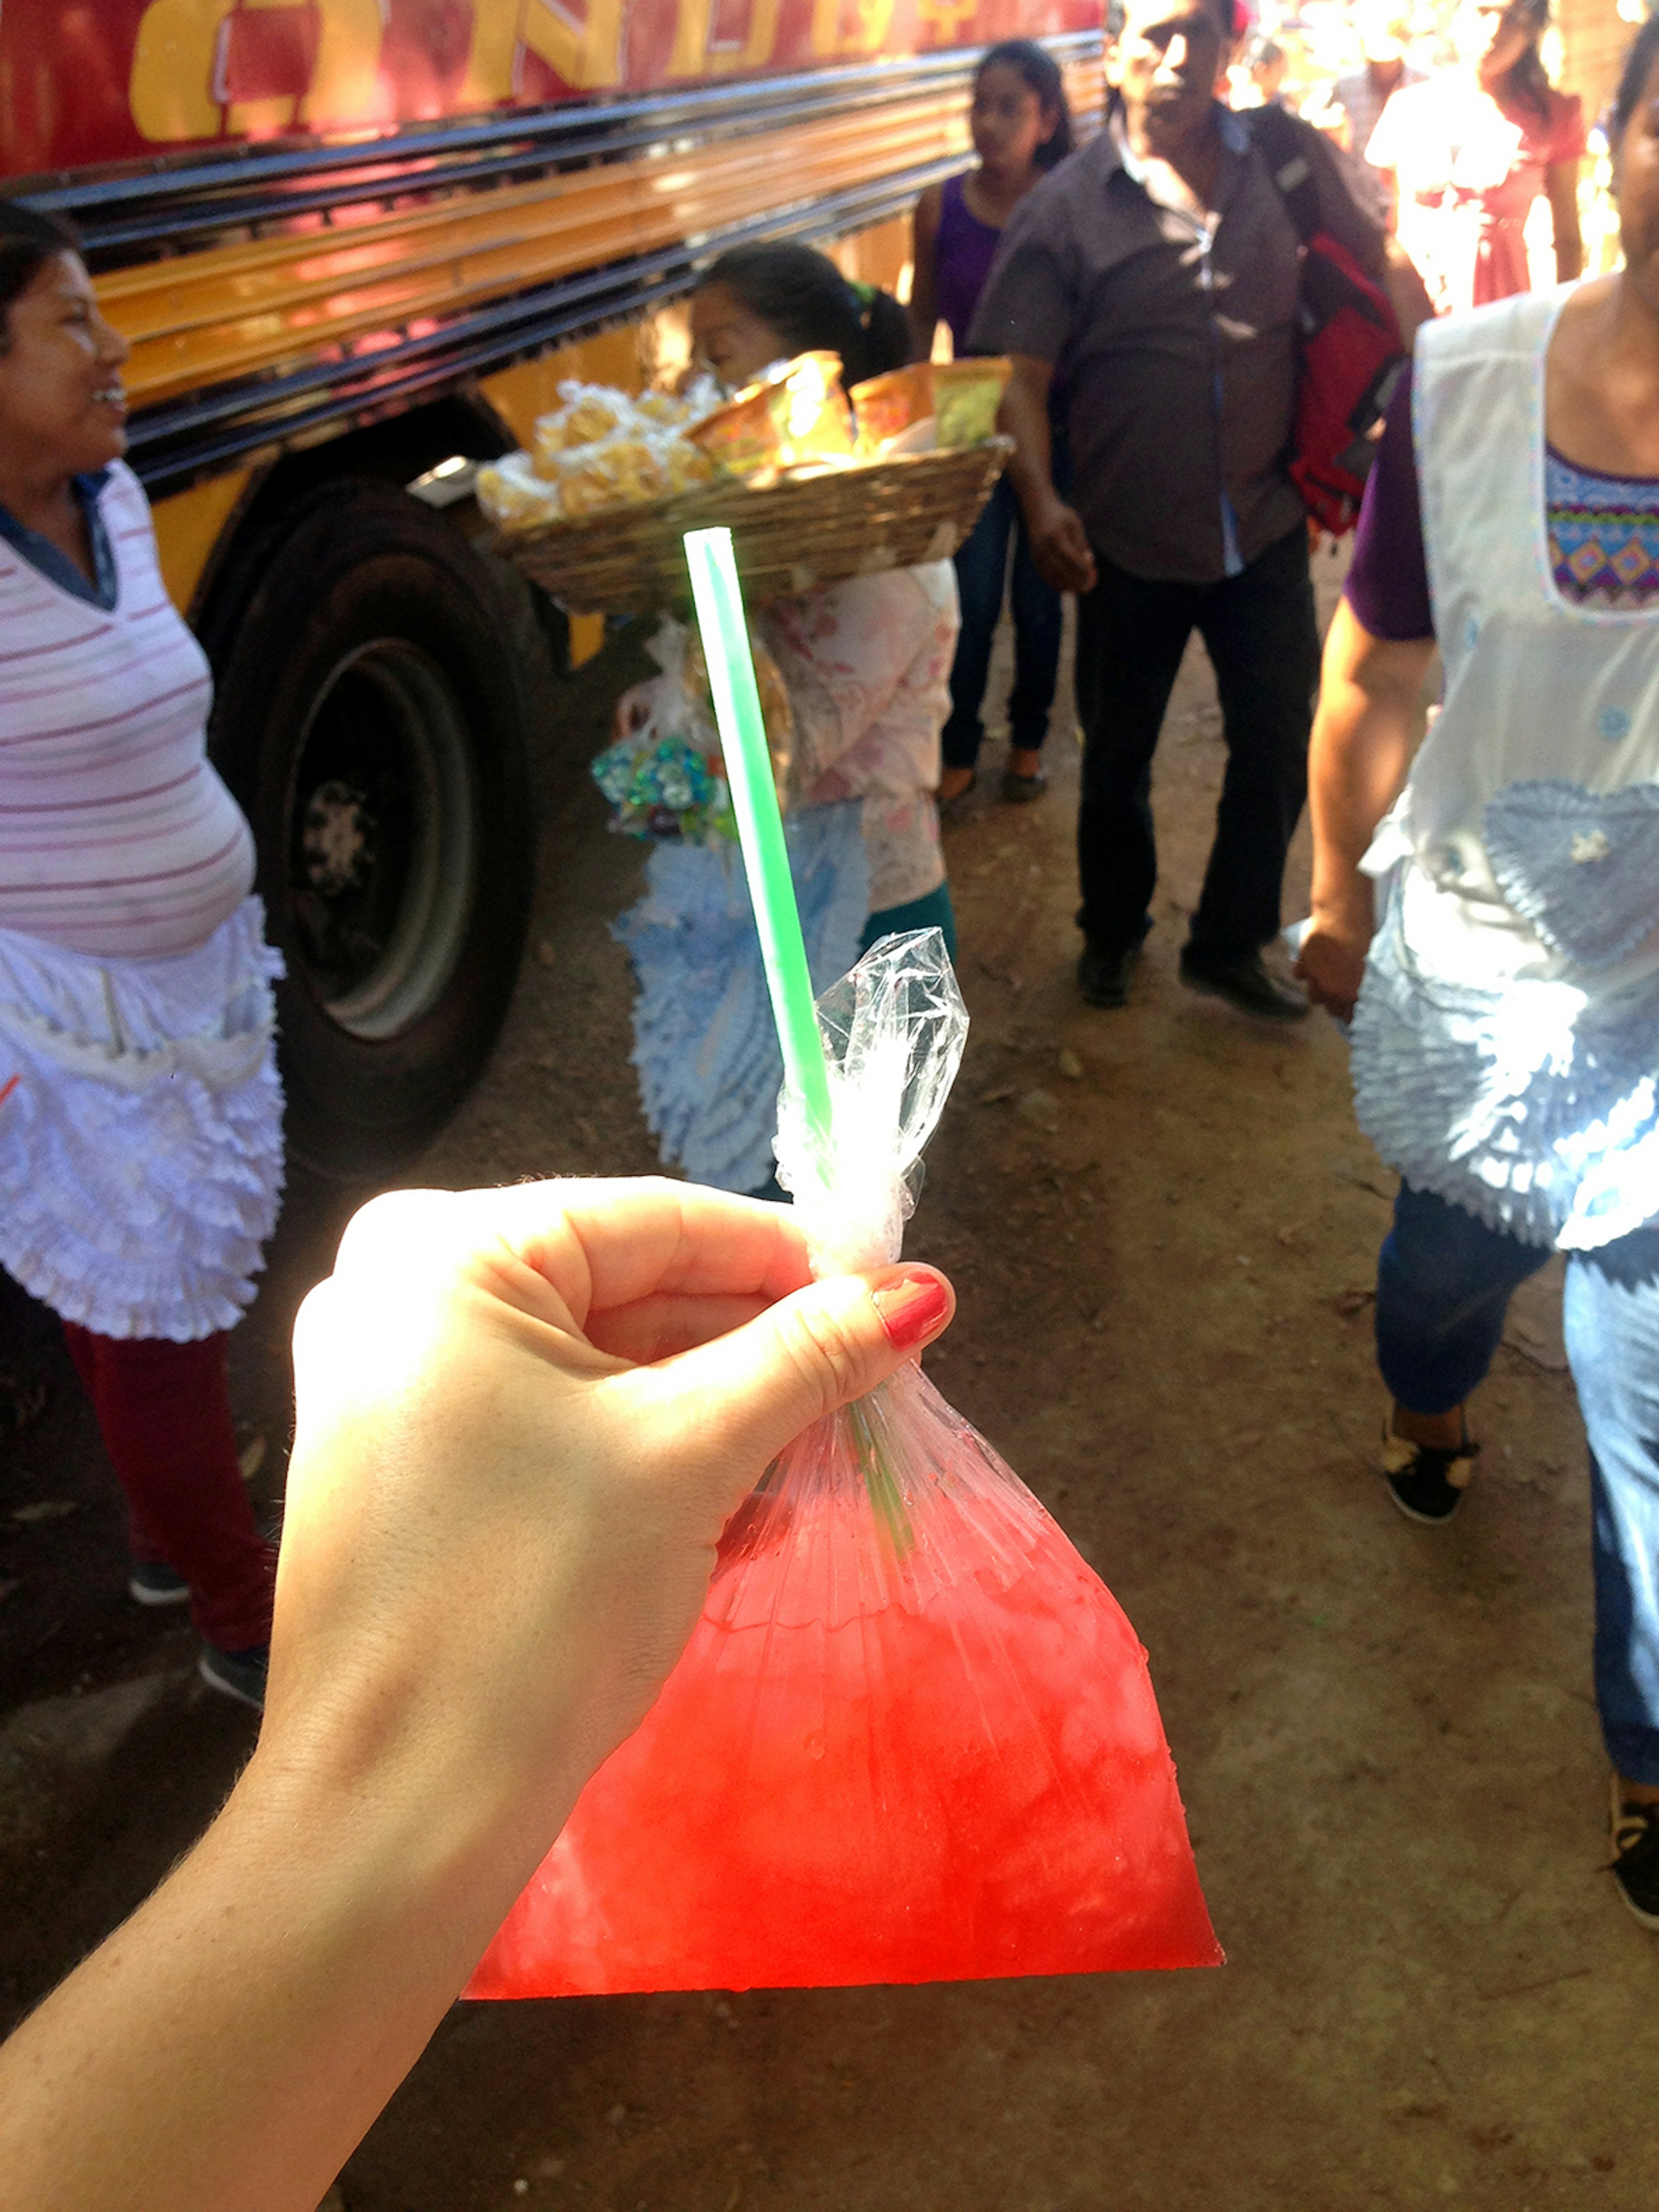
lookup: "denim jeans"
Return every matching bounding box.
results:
[941,476,1063,772]
[1376,1182,1659,1783]
[1072,524,1318,957]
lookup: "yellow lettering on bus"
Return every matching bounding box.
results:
[810,0,895,55]
[462,0,524,106]
[520,0,624,91]
[300,0,386,127]
[847,0,896,51]
[130,0,235,140]
[667,0,782,76]
[915,0,979,37]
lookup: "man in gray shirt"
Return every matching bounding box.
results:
[970,0,1385,1018]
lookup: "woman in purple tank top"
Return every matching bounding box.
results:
[910,42,1073,807]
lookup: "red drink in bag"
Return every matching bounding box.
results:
[468,933,1218,1996]
[468,1363,1218,1996]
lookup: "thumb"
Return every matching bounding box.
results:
[647,1263,953,1474]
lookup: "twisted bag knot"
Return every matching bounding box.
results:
[775,929,968,1280]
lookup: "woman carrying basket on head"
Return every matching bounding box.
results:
[612,242,961,1195]
[0,203,282,1710]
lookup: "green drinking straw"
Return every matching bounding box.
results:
[684,527,835,1163]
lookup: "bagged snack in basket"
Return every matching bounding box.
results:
[933,356,1012,448]
[475,451,562,531]
[849,361,936,455]
[690,351,857,480]
[531,380,635,467]
[467,931,1220,1998]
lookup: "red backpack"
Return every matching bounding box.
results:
[1247,105,1406,536]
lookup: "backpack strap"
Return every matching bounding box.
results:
[1244,103,1323,247]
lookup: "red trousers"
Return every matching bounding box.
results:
[62,1324,276,1653]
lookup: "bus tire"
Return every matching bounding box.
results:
[207,481,542,1181]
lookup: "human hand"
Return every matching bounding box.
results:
[1293,916,1372,1021]
[1028,499,1097,596]
[613,682,653,741]
[267,1179,954,1856]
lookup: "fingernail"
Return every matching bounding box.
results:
[871,1270,950,1352]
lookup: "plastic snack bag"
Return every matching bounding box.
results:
[475,451,562,532]
[591,616,791,845]
[689,351,857,480]
[932,356,1012,447]
[468,931,1219,1997]
[848,360,936,454]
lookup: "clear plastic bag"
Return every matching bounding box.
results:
[469,934,1218,1996]
[591,617,792,846]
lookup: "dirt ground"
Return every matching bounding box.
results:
[3,539,1656,2210]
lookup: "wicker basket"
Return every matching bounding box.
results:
[498,437,1012,614]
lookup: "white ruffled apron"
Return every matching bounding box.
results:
[1352,290,1659,1251]
[0,897,285,1340]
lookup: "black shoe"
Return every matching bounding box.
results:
[1609,1779,1659,1931]
[1000,766,1047,804]
[938,769,977,822]
[1077,941,1138,1008]
[1179,946,1308,1022]
[199,1643,268,1712]
[1381,1418,1479,1524]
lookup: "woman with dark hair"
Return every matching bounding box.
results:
[910,40,1075,807]
[690,241,912,395]
[1365,0,1585,314]
[1298,8,1659,1928]
[607,246,959,1196]
[0,201,281,1707]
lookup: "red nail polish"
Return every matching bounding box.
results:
[872,1271,950,1351]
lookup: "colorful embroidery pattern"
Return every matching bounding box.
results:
[1547,449,1659,610]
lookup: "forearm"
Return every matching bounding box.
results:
[1307,607,1429,930]
[999,376,1058,528]
[0,1734,575,2212]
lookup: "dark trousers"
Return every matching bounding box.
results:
[941,476,1063,771]
[1073,524,1319,957]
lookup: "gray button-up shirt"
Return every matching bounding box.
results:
[969,105,1384,585]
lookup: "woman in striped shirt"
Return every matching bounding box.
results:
[0,203,281,1709]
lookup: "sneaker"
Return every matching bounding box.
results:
[1077,941,1139,1008]
[199,1643,268,1712]
[1179,946,1308,1022]
[129,1559,191,1606]
[1609,1778,1659,1931]
[1381,1418,1480,1524]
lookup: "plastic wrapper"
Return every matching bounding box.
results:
[468,932,1219,1998]
[689,350,857,480]
[531,379,636,464]
[590,617,791,845]
[849,361,936,455]
[475,381,721,534]
[474,451,561,532]
[933,356,1011,448]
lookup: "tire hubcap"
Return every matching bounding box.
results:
[288,639,477,1041]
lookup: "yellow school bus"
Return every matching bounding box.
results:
[3,1,1100,1169]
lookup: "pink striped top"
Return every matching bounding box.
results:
[0,461,255,960]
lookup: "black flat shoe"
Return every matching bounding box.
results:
[1179,947,1307,1022]
[1001,766,1048,803]
[938,770,977,822]
[1077,941,1139,1008]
